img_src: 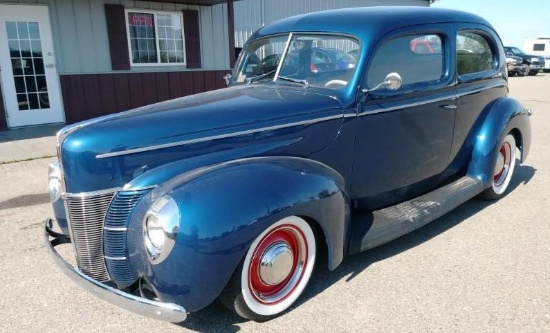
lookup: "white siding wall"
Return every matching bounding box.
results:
[234,0,430,47]
[0,0,230,73]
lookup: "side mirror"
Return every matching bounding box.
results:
[223,73,232,86]
[362,72,402,94]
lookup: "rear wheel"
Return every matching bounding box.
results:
[479,133,517,200]
[220,216,316,321]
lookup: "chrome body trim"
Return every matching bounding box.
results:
[45,219,187,323]
[96,114,345,159]
[456,81,507,97]
[359,81,506,117]
[359,95,456,116]
[104,226,128,232]
[104,256,127,261]
[64,187,122,198]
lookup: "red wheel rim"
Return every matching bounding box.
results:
[248,225,308,305]
[494,141,511,185]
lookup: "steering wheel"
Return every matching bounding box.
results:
[324,79,348,88]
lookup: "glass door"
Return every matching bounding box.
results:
[0,5,64,127]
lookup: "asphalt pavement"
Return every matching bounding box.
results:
[0,74,548,333]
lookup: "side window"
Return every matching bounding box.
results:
[457,31,495,75]
[366,34,443,88]
[533,44,545,51]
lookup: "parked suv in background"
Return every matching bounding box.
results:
[504,46,545,75]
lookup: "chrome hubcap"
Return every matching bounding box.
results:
[259,242,294,286]
[247,224,309,304]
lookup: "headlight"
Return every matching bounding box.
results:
[143,195,179,263]
[48,161,63,202]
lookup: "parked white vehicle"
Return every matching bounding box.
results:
[524,38,550,72]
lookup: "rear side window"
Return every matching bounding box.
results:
[533,44,545,51]
[366,34,443,88]
[457,31,495,75]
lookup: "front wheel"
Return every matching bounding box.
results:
[219,216,316,321]
[479,133,517,200]
[519,64,529,77]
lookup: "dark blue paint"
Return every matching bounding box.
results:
[60,85,342,193]
[467,97,531,183]
[125,157,348,311]
[51,7,532,315]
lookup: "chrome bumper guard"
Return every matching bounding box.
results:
[44,218,187,323]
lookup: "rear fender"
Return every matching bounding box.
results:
[127,156,349,311]
[467,97,531,186]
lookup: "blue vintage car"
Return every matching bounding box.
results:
[46,7,532,323]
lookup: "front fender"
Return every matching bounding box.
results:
[127,157,349,312]
[468,97,531,185]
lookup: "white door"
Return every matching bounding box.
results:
[0,5,64,127]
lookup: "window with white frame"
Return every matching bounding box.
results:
[126,10,186,66]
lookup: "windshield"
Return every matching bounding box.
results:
[508,47,525,55]
[233,34,360,90]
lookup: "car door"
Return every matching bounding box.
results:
[352,24,457,210]
[449,24,508,168]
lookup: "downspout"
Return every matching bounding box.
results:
[227,0,236,67]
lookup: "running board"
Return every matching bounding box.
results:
[348,176,484,254]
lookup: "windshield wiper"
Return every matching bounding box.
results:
[247,70,276,84]
[277,75,309,87]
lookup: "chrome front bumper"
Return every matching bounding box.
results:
[44,218,187,323]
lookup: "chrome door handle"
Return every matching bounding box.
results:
[442,104,457,109]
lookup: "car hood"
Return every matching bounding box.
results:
[60,84,344,192]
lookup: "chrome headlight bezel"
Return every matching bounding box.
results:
[143,195,180,264]
[48,161,64,202]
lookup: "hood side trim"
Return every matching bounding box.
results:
[96,114,351,159]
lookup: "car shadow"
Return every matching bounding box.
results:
[0,193,50,210]
[176,164,536,332]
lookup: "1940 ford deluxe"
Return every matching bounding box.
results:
[45,7,532,322]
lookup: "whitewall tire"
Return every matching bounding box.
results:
[220,216,316,321]
[479,133,517,200]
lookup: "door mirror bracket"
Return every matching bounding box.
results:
[362,72,402,94]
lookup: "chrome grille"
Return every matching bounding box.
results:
[104,189,150,285]
[66,189,117,282]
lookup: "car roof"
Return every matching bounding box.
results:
[251,6,494,43]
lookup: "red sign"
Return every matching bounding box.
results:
[129,13,153,26]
